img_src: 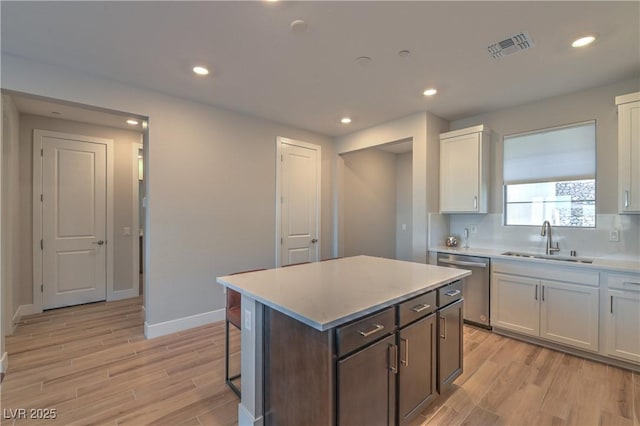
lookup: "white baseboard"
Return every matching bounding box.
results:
[0,352,8,374]
[144,308,225,339]
[11,304,37,326]
[108,288,139,301]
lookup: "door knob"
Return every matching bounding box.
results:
[92,240,105,245]
[311,239,318,244]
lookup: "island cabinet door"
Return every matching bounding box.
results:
[398,314,437,425]
[438,299,463,392]
[337,334,397,426]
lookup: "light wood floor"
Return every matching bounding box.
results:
[1,297,638,426]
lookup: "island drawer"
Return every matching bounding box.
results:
[397,290,437,328]
[336,307,395,357]
[438,280,463,307]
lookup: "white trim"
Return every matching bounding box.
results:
[131,142,143,299]
[0,352,7,375]
[32,130,114,313]
[11,304,36,326]
[143,308,225,339]
[275,137,322,267]
[239,401,264,426]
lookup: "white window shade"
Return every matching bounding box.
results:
[503,121,595,184]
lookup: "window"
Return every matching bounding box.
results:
[503,121,596,227]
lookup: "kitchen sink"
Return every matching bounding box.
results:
[501,251,594,264]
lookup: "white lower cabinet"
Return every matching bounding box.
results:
[492,262,600,353]
[605,272,640,363]
[492,273,539,336]
[539,280,599,351]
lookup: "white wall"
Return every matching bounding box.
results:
[342,148,396,258]
[1,54,335,334]
[0,94,21,375]
[396,152,412,261]
[335,112,447,263]
[1,95,20,338]
[17,114,143,307]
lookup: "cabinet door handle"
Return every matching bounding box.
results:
[440,316,446,339]
[542,286,545,301]
[400,337,409,366]
[623,281,640,286]
[445,289,461,297]
[625,190,630,208]
[389,343,398,374]
[411,304,431,313]
[359,324,384,337]
[535,284,538,300]
[473,196,478,210]
[610,295,614,314]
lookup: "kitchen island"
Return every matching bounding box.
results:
[216,255,470,426]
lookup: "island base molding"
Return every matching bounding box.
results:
[238,404,264,426]
[493,327,640,373]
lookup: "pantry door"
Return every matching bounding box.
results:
[277,137,321,266]
[34,130,112,310]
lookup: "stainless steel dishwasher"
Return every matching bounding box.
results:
[437,253,491,328]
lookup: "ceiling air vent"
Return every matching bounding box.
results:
[488,31,534,59]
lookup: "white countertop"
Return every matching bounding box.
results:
[216,255,470,331]
[432,246,640,273]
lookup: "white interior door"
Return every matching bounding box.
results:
[279,140,320,266]
[41,135,107,309]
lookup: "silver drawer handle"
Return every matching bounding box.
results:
[359,324,384,337]
[623,281,640,286]
[625,190,630,208]
[92,240,105,245]
[411,304,431,313]
[389,343,398,374]
[444,289,461,297]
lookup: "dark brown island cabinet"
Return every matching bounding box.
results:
[264,280,464,426]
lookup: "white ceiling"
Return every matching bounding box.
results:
[2,1,638,137]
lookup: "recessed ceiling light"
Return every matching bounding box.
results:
[290,19,308,33]
[341,117,352,124]
[355,56,373,67]
[127,119,139,125]
[572,35,596,48]
[192,66,210,76]
[423,88,438,96]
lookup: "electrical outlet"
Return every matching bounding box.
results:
[609,230,620,242]
[470,224,478,234]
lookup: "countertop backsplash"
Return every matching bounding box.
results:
[429,213,640,261]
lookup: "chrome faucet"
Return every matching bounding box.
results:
[540,221,560,255]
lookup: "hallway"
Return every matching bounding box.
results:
[1,297,239,425]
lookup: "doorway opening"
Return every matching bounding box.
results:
[0,90,148,321]
[339,138,413,261]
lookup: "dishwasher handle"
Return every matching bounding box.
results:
[438,259,488,268]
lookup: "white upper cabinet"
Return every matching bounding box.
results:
[439,125,490,213]
[616,92,640,214]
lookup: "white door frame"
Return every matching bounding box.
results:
[130,142,143,298]
[275,137,321,267]
[32,129,114,313]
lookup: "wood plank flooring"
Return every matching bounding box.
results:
[1,297,638,425]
